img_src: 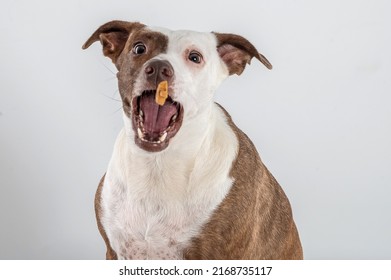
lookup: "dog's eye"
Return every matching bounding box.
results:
[188,51,203,64]
[133,43,147,55]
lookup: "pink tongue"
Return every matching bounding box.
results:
[139,93,177,136]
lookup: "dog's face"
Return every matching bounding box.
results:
[83,21,272,152]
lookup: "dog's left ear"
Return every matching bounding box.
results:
[214,32,272,75]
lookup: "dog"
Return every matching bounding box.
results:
[83,20,303,260]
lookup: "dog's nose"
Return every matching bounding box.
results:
[144,60,174,85]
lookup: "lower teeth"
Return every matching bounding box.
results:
[137,128,144,139]
[159,132,167,142]
[138,128,168,144]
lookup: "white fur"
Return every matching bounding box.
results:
[100,29,237,259]
[102,106,237,259]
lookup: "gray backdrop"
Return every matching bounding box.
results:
[1,0,390,259]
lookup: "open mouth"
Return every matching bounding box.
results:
[131,90,183,152]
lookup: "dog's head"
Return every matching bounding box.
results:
[83,20,272,152]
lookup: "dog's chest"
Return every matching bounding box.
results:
[100,107,238,260]
[101,148,235,260]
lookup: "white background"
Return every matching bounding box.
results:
[0,0,390,259]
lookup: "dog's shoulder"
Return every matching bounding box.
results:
[214,102,263,176]
[185,103,302,259]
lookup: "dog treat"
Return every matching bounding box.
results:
[155,81,168,106]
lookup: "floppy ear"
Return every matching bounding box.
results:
[214,32,272,75]
[82,20,145,64]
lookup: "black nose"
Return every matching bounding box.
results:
[144,60,174,85]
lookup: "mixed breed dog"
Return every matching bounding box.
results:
[83,20,303,260]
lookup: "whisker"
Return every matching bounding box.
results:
[104,76,117,82]
[100,91,122,102]
[110,106,124,116]
[99,60,117,76]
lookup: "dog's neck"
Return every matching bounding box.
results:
[110,102,235,194]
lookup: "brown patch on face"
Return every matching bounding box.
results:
[82,21,169,116]
[84,21,184,153]
[214,32,272,75]
[184,104,302,260]
[116,28,169,117]
[83,20,168,116]
[117,29,184,153]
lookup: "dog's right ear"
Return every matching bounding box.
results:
[82,20,145,64]
[214,32,272,75]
